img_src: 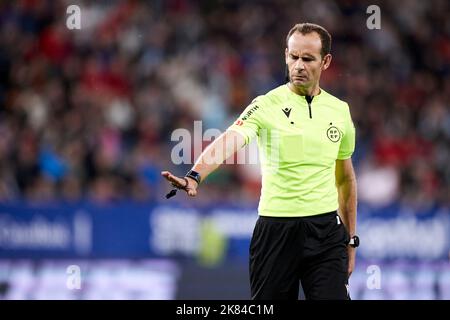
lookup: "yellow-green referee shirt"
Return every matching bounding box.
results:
[227,84,356,217]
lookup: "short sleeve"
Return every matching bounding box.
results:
[227,96,265,145]
[337,103,356,160]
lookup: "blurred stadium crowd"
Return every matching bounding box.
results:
[0,0,448,207]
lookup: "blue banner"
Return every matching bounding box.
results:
[0,202,449,261]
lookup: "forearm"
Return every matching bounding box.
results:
[191,129,245,182]
[337,174,357,236]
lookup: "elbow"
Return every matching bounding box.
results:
[336,173,356,188]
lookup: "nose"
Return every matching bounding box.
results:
[294,59,305,71]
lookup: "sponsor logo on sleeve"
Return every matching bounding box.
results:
[241,105,260,121]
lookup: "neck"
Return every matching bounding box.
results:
[288,82,321,96]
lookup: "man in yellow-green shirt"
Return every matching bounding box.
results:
[162,23,358,300]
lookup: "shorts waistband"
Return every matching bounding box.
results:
[258,210,337,222]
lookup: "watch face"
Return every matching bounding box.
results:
[352,236,360,247]
[349,235,359,247]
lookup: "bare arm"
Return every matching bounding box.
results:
[335,158,357,276]
[191,129,246,181]
[161,129,246,196]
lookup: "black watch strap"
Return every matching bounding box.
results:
[185,170,201,185]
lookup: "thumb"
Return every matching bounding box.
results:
[187,188,197,197]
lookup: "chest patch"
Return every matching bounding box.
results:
[326,125,341,142]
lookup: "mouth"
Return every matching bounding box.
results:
[292,75,307,81]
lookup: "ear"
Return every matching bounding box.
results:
[321,54,332,71]
[285,48,289,64]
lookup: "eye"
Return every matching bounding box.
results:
[289,54,299,60]
[302,57,314,62]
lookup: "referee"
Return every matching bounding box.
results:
[162,23,358,300]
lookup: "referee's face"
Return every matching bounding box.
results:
[285,31,331,93]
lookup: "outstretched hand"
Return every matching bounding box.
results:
[161,171,198,197]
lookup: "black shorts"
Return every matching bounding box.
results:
[249,210,351,300]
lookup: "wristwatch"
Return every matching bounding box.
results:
[185,170,201,185]
[348,235,360,248]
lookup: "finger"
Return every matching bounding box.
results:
[169,175,183,185]
[161,171,172,180]
[162,172,183,186]
[187,189,197,197]
[164,173,180,184]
